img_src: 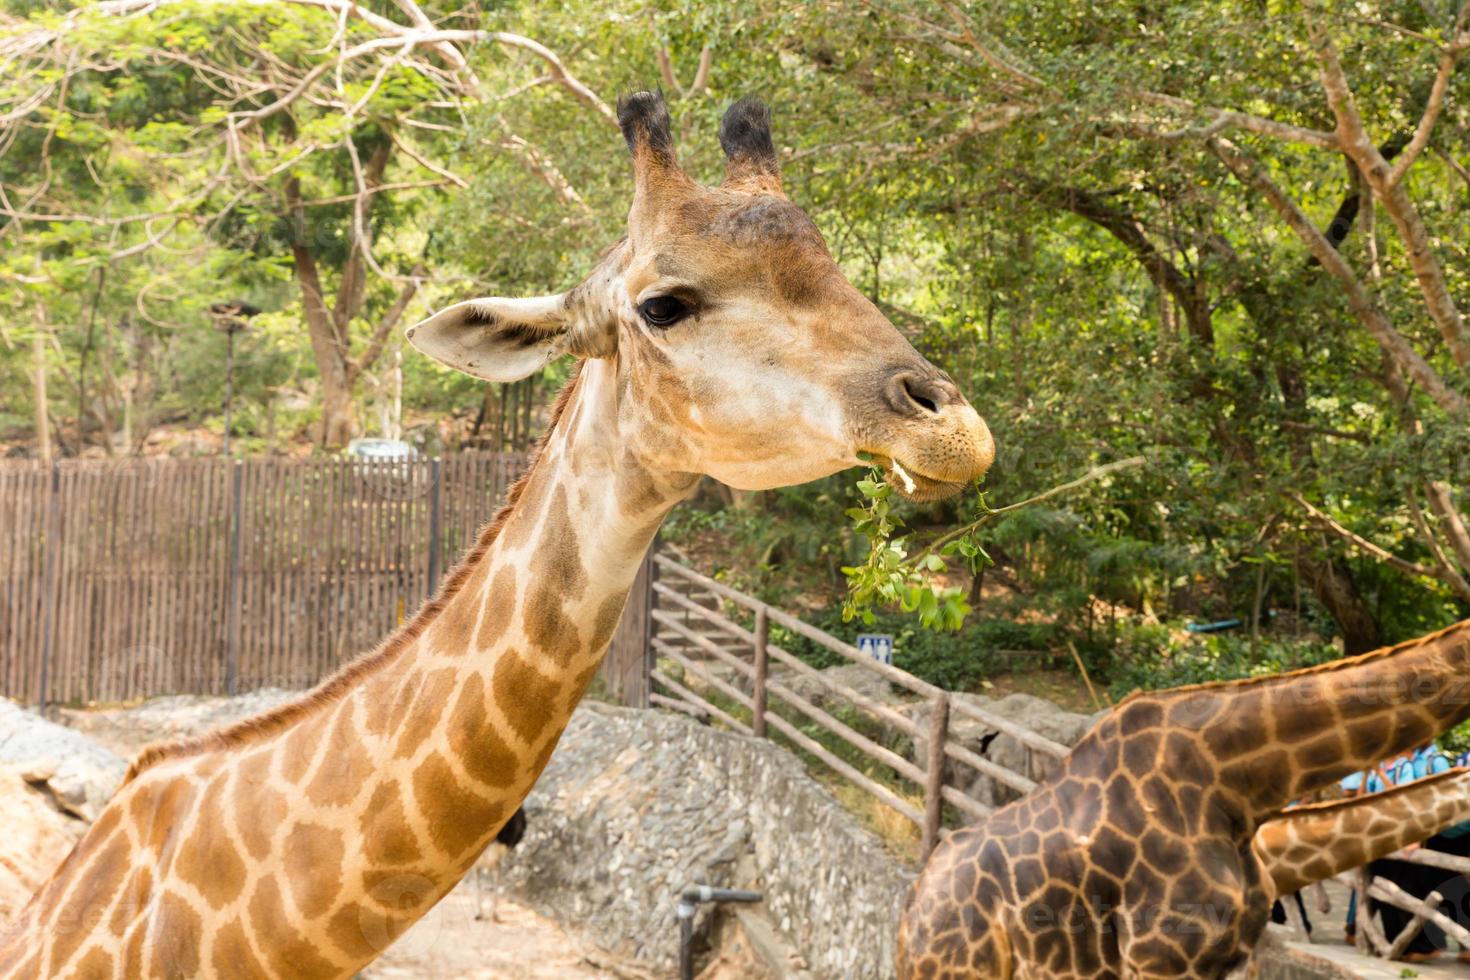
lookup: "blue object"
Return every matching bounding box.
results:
[856,633,894,666]
[1185,618,1244,634]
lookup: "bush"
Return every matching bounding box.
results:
[1104,629,1340,701]
[765,606,1058,692]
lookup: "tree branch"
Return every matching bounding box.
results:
[349,263,424,381]
[656,47,683,95]
[1425,481,1470,574]
[1021,182,1213,347]
[1387,14,1470,186]
[486,31,617,127]
[1130,90,1341,150]
[333,138,391,331]
[1406,486,1470,602]
[689,45,712,96]
[1314,25,1470,368]
[1291,493,1440,580]
[1209,136,1468,420]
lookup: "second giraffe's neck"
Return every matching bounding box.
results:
[1147,621,1470,814]
[1253,767,1470,897]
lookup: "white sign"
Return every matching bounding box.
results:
[857,633,894,666]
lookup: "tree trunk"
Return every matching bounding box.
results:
[318,366,356,450]
[1295,553,1382,654]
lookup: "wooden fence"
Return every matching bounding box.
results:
[1315,846,1470,960]
[641,551,1071,859]
[0,452,529,706]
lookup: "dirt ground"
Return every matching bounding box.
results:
[362,877,660,979]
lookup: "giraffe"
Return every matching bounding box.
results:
[0,92,994,979]
[897,618,1470,979]
[1252,765,1470,899]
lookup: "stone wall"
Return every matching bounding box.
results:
[499,701,915,979]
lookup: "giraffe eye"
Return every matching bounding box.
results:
[637,295,690,328]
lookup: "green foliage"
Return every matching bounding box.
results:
[841,465,976,632]
[1102,631,1341,701]
[3,0,1469,694]
[1437,720,1470,760]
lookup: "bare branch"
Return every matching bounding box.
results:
[1210,136,1469,420]
[656,48,682,95]
[349,263,425,380]
[1437,147,1470,189]
[486,124,592,215]
[486,32,617,127]
[1314,25,1470,368]
[1292,493,1440,580]
[1425,481,1470,574]
[391,131,468,188]
[1381,6,1464,185]
[1406,487,1470,602]
[689,45,712,96]
[938,2,1045,88]
[1129,91,1340,150]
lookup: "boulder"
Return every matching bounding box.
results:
[772,662,916,722]
[0,701,126,821]
[499,701,912,978]
[0,767,85,927]
[909,692,1100,809]
[58,687,296,756]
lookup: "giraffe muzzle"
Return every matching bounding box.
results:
[861,369,995,501]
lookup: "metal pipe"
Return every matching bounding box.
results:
[675,885,763,980]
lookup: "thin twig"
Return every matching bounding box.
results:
[915,456,1148,563]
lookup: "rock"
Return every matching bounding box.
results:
[775,662,915,721]
[499,701,912,979]
[0,701,126,821]
[57,687,297,756]
[1247,926,1361,979]
[0,767,85,927]
[910,692,1096,809]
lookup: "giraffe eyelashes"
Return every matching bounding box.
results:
[637,295,692,328]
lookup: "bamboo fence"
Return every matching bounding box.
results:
[0,452,526,705]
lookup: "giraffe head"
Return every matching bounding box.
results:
[409,92,993,500]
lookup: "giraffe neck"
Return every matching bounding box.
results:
[1252,767,1470,898]
[1134,620,1470,815]
[302,357,689,965]
[3,358,695,980]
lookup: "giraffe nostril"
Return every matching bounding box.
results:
[904,379,939,414]
[887,371,950,417]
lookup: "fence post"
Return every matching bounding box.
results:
[752,607,769,738]
[225,461,242,697]
[426,457,442,597]
[37,462,60,713]
[922,691,950,860]
[639,547,657,708]
[646,540,664,708]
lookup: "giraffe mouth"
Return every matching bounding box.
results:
[873,455,969,503]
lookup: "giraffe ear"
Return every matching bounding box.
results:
[407,294,571,382]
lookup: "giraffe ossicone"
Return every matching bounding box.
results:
[0,92,993,979]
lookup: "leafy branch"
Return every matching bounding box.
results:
[842,456,1147,631]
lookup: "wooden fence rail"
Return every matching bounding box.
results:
[0,452,528,706]
[643,551,1069,859]
[1316,846,1470,961]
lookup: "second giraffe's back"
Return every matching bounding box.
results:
[900,621,1470,978]
[899,697,1269,980]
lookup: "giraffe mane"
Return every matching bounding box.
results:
[1114,616,1470,706]
[122,367,586,784]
